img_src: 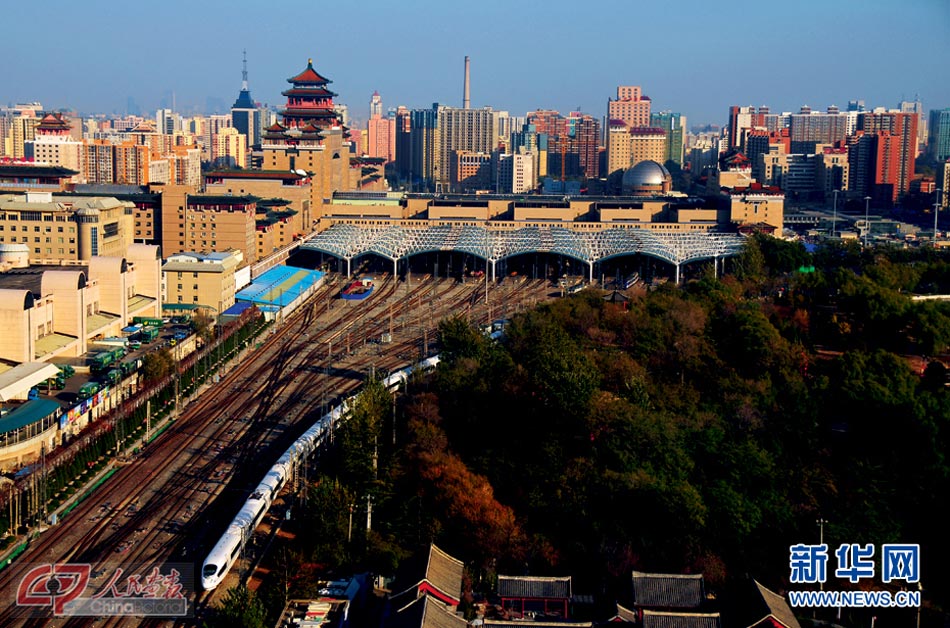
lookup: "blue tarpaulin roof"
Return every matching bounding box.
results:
[235,265,325,307]
[0,399,61,435]
[221,301,255,317]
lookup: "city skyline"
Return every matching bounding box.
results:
[2,0,948,127]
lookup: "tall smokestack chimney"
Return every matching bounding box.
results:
[463,56,471,109]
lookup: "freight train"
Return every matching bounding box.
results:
[200,355,440,590]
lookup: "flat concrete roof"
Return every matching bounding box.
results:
[0,362,61,401]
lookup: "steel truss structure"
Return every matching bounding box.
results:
[299,223,746,283]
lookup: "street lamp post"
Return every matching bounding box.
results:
[864,196,872,247]
[832,190,840,238]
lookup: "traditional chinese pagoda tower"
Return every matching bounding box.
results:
[280,58,342,130]
[261,58,352,228]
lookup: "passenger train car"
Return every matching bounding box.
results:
[200,355,440,590]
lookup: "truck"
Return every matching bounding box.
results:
[100,369,122,385]
[132,316,163,327]
[78,382,101,400]
[90,351,116,374]
[138,327,160,342]
[120,359,141,377]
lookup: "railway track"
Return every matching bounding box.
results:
[0,273,556,627]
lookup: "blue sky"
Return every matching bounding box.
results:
[2,0,948,127]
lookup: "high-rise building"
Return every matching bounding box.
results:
[788,107,849,154]
[939,161,950,210]
[570,113,601,179]
[231,51,261,149]
[367,92,395,162]
[437,106,496,188]
[210,127,247,169]
[369,91,383,118]
[898,97,926,154]
[607,121,632,176]
[929,108,950,162]
[852,111,918,203]
[628,128,667,170]
[608,86,651,128]
[650,111,686,166]
[156,109,181,135]
[394,106,413,183]
[527,110,568,138]
[394,106,440,190]
[727,106,764,151]
[496,152,535,194]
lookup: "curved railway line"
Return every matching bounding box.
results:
[0,273,555,627]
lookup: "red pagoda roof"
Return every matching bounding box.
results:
[281,87,336,98]
[296,122,322,134]
[37,113,70,132]
[265,122,287,132]
[287,58,332,85]
[130,121,157,133]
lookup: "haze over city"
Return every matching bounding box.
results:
[4,0,949,125]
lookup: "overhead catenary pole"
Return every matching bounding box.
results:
[934,188,943,246]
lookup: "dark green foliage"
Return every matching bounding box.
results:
[206,584,266,628]
[388,241,950,603]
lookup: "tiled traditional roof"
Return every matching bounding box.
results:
[287,58,332,85]
[390,544,464,607]
[611,603,637,622]
[425,544,464,602]
[387,595,467,628]
[631,572,704,609]
[750,581,800,628]
[483,621,592,628]
[497,575,572,600]
[642,610,721,628]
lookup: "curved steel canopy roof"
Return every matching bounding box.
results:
[299,224,745,267]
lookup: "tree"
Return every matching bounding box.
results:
[141,348,175,382]
[207,584,265,628]
[192,309,215,342]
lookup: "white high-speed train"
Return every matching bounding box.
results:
[200,355,440,590]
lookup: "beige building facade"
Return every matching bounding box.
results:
[0,243,161,363]
[162,250,242,314]
[0,192,134,264]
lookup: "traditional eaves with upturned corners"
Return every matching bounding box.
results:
[385,595,467,628]
[746,581,801,628]
[389,544,465,610]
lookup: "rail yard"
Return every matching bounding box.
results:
[0,272,556,627]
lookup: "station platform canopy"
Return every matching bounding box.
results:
[300,224,745,271]
[0,398,60,436]
[0,362,61,402]
[236,265,325,307]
